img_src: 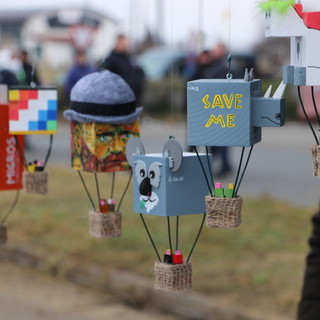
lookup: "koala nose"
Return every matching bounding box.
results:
[139,177,152,196]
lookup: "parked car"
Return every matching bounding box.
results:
[137,47,188,80]
[137,46,257,80]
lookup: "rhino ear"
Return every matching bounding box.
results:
[162,139,182,172]
[126,138,145,167]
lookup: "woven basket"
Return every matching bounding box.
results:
[23,171,48,195]
[205,195,242,228]
[154,262,192,291]
[312,145,320,176]
[88,210,121,238]
[0,224,7,245]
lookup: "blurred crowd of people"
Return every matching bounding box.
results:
[0,49,40,87]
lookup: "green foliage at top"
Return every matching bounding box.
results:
[259,0,295,15]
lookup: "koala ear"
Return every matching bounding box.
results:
[162,139,182,172]
[126,138,145,167]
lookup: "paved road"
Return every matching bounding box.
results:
[0,262,179,320]
[26,118,320,207]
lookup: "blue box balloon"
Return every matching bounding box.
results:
[131,152,212,217]
[187,78,285,147]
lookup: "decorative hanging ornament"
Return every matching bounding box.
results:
[261,0,320,175]
[64,70,142,238]
[126,137,212,291]
[0,85,24,244]
[187,70,286,228]
[8,86,58,195]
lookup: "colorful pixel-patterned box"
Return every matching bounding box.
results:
[9,88,57,135]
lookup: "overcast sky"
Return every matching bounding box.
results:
[2,0,320,51]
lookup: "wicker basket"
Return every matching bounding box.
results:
[312,145,320,176]
[154,262,192,291]
[23,171,48,195]
[88,210,121,238]
[205,195,242,228]
[0,224,7,245]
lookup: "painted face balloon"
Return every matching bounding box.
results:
[71,119,140,172]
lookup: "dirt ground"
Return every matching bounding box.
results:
[0,262,179,320]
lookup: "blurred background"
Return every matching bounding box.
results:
[0,0,316,117]
[2,1,320,320]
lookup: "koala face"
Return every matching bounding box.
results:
[126,137,183,215]
[134,160,162,213]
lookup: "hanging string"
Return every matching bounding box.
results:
[1,190,20,225]
[77,171,96,211]
[14,134,54,170]
[226,53,233,80]
[30,4,37,89]
[194,146,213,196]
[187,213,206,262]
[94,172,102,207]
[140,214,161,262]
[167,216,173,255]
[226,0,233,80]
[170,0,175,135]
[175,216,179,251]
[206,146,214,192]
[311,86,320,128]
[117,171,132,212]
[110,171,115,199]
[198,0,204,52]
[234,145,254,196]
[14,135,27,170]
[43,134,54,169]
[228,0,231,52]
[233,147,245,197]
[298,86,319,145]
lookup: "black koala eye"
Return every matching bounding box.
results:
[275,113,281,120]
[140,169,145,177]
[149,170,155,179]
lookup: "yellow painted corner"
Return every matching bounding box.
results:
[9,90,19,101]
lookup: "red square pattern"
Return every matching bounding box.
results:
[19,100,29,110]
[29,90,38,99]
[9,110,19,121]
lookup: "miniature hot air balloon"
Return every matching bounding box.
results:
[126,137,212,291]
[187,69,286,228]
[260,0,320,175]
[8,84,57,195]
[0,85,24,244]
[64,70,142,238]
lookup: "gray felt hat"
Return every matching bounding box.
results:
[63,70,143,124]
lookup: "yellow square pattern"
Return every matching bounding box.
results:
[9,90,19,101]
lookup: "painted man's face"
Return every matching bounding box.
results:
[71,120,140,172]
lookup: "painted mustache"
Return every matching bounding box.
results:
[106,153,128,169]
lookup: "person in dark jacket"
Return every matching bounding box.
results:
[17,50,41,86]
[297,208,320,319]
[103,34,144,104]
[0,69,19,86]
[65,50,96,94]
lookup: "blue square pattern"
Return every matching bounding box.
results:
[38,110,48,121]
[48,110,57,120]
[38,121,47,130]
[28,121,38,131]
[47,100,57,110]
[38,110,56,121]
